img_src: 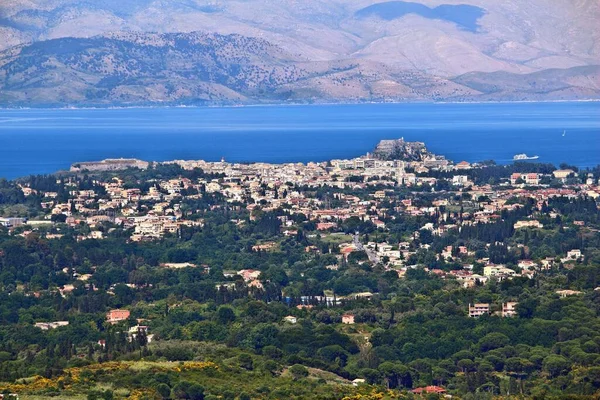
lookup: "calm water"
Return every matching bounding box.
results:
[0,102,599,180]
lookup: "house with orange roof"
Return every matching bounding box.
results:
[411,386,447,394]
[106,309,130,324]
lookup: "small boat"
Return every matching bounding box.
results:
[513,153,539,161]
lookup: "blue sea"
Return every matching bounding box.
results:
[0,102,599,180]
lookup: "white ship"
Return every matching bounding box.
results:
[513,153,539,161]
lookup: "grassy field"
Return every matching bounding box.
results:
[319,233,353,245]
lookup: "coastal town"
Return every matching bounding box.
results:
[0,138,599,398]
[2,138,597,309]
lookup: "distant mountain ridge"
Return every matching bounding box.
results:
[0,0,598,106]
[0,31,598,107]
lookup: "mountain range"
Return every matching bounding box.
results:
[0,0,599,106]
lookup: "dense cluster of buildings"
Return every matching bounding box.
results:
[4,140,598,326]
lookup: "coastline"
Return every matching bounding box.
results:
[1,98,600,111]
[1,102,598,180]
[3,150,598,183]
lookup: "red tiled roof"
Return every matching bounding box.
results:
[411,386,447,394]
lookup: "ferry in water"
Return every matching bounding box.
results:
[513,153,540,161]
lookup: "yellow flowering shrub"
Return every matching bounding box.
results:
[180,361,219,371]
[129,388,161,400]
[341,391,386,400]
[0,360,221,395]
